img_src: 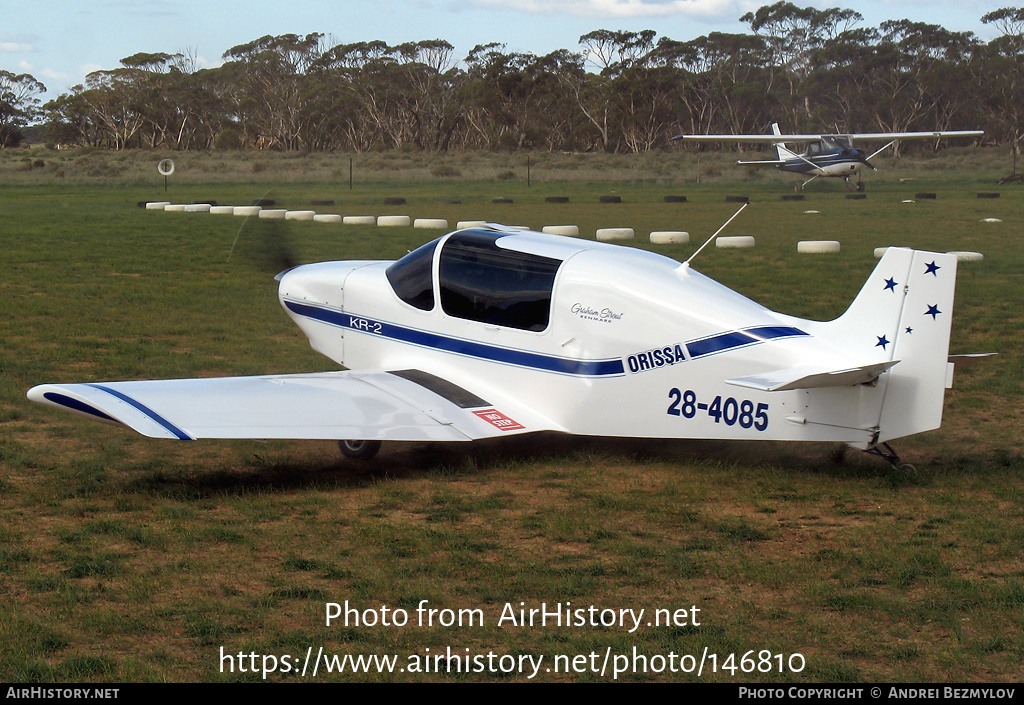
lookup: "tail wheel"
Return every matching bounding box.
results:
[339,439,382,460]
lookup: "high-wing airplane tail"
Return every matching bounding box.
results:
[770,122,786,158]
[812,247,959,445]
[735,122,795,166]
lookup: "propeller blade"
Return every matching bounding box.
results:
[229,218,301,273]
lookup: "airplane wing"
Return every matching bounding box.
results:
[673,130,983,144]
[672,134,822,143]
[844,130,983,142]
[27,370,559,442]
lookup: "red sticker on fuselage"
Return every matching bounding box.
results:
[472,408,525,431]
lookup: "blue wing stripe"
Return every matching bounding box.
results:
[43,392,119,423]
[85,384,194,440]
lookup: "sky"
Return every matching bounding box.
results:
[1,0,1014,100]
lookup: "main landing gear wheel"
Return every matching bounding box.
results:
[339,439,382,460]
[896,463,917,477]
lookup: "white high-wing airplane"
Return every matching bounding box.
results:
[673,124,984,190]
[29,223,966,469]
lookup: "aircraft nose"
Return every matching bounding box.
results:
[276,263,331,302]
[274,264,303,282]
[276,261,369,311]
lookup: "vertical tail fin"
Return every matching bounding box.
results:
[876,250,958,442]
[771,122,784,160]
[820,247,958,443]
[770,122,799,162]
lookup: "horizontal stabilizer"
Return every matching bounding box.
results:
[948,353,997,368]
[28,370,555,442]
[726,360,899,392]
[737,159,786,165]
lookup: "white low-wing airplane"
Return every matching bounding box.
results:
[674,124,984,190]
[29,223,966,468]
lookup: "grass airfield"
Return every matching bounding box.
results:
[0,148,1022,682]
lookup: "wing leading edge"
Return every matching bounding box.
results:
[673,131,983,144]
[28,370,557,442]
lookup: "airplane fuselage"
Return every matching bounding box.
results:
[276,227,954,448]
[775,137,870,179]
[782,151,868,177]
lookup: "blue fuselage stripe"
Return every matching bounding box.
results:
[686,326,809,359]
[85,384,193,440]
[284,300,625,377]
[286,301,807,373]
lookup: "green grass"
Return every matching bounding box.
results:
[0,149,1022,681]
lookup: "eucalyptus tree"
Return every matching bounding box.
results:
[801,27,881,130]
[42,53,227,149]
[740,1,863,126]
[312,40,447,151]
[113,52,224,149]
[0,69,46,147]
[42,88,95,146]
[870,20,981,152]
[461,43,546,149]
[221,33,326,150]
[535,49,599,151]
[980,8,1024,164]
[652,32,775,139]
[575,29,690,152]
[461,44,589,151]
[566,30,664,151]
[308,40,392,151]
[78,67,149,149]
[385,40,463,150]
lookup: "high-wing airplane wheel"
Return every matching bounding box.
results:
[339,439,382,460]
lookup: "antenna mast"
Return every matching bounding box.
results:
[683,202,749,268]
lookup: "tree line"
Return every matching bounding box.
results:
[3,3,1023,154]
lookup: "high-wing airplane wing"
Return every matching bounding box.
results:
[673,130,984,143]
[27,370,559,442]
[672,133,824,143]
[844,131,984,142]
